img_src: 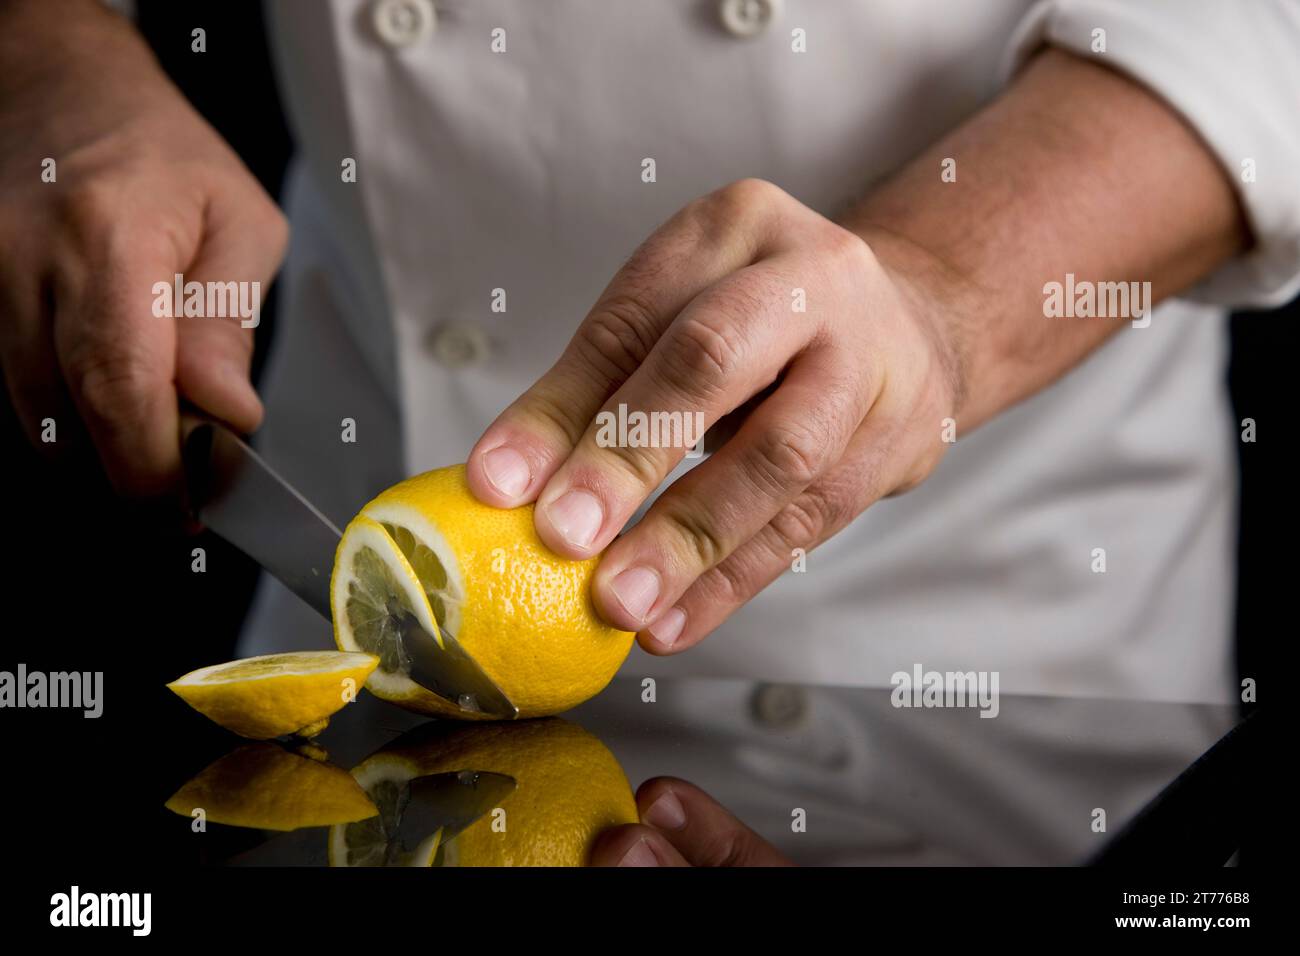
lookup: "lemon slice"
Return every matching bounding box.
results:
[326,753,445,867]
[331,464,635,719]
[165,743,378,831]
[331,514,446,706]
[167,651,378,739]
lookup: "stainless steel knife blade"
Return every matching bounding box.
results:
[181,419,518,719]
[401,770,517,851]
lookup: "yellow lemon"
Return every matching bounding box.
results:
[166,651,378,739]
[165,743,378,831]
[331,464,634,719]
[328,718,637,867]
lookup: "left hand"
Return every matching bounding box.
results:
[467,179,960,653]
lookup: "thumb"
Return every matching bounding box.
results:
[174,308,263,433]
[173,198,287,432]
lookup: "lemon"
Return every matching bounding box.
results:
[165,743,378,831]
[328,718,637,867]
[331,464,634,719]
[167,651,378,739]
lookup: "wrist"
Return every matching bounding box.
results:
[850,222,988,421]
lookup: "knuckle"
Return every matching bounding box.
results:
[577,294,661,381]
[67,347,158,421]
[826,223,875,268]
[714,829,761,868]
[691,178,781,238]
[659,505,727,571]
[669,314,745,385]
[57,182,120,238]
[517,387,589,446]
[750,420,829,490]
[714,178,781,216]
[593,438,664,492]
[769,493,832,549]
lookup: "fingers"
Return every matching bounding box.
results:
[0,270,83,456]
[466,179,782,510]
[173,199,287,432]
[51,227,181,498]
[640,416,908,653]
[534,260,817,566]
[590,826,691,867]
[591,777,791,867]
[590,344,874,630]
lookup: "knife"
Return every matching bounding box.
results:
[181,417,518,720]
[399,770,518,861]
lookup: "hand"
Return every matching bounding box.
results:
[0,1,288,497]
[590,776,791,867]
[467,178,960,652]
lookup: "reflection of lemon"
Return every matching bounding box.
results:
[329,719,637,867]
[166,743,378,831]
[167,651,378,739]
[331,464,634,719]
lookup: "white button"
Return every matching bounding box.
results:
[426,321,491,369]
[718,0,780,39]
[749,683,808,730]
[371,0,436,49]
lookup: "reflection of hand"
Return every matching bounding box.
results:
[590,777,791,867]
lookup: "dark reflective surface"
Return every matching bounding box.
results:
[155,676,1237,866]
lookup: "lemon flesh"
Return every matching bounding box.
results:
[167,651,378,739]
[331,464,634,719]
[166,743,378,831]
[328,719,637,867]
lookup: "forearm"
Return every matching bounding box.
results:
[844,48,1249,432]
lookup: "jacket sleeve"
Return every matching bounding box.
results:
[1003,0,1300,308]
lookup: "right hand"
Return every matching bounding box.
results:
[0,0,288,497]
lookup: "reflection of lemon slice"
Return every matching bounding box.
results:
[328,718,637,867]
[325,749,445,867]
[167,651,378,739]
[331,464,634,719]
[166,743,378,831]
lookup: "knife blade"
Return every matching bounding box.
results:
[181,418,518,719]
[400,770,517,853]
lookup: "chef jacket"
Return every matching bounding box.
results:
[235,0,1300,705]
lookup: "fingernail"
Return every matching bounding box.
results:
[482,445,530,499]
[610,566,661,622]
[546,489,604,549]
[642,790,687,830]
[618,838,660,867]
[647,607,686,648]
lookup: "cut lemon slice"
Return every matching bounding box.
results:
[167,651,377,739]
[331,514,447,706]
[326,753,445,867]
[165,743,378,831]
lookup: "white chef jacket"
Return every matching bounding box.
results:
[239,0,1300,705]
